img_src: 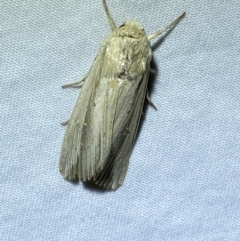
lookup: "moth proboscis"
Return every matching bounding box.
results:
[59,0,185,190]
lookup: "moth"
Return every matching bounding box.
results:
[60,0,185,190]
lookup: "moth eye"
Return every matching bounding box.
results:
[119,23,125,28]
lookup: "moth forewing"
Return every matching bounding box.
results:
[59,0,185,190]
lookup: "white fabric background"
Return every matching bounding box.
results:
[1,0,240,240]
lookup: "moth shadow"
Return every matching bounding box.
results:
[65,178,79,186]
[136,56,158,141]
[66,178,111,193]
[83,180,113,193]
[136,26,177,140]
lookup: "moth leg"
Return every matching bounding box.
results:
[148,12,185,41]
[61,77,86,125]
[147,92,157,110]
[62,77,86,89]
[61,120,69,126]
[150,68,157,75]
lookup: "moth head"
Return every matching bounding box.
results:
[118,20,146,38]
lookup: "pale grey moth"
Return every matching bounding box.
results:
[60,0,185,190]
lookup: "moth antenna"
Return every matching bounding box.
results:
[148,12,185,41]
[102,0,116,31]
